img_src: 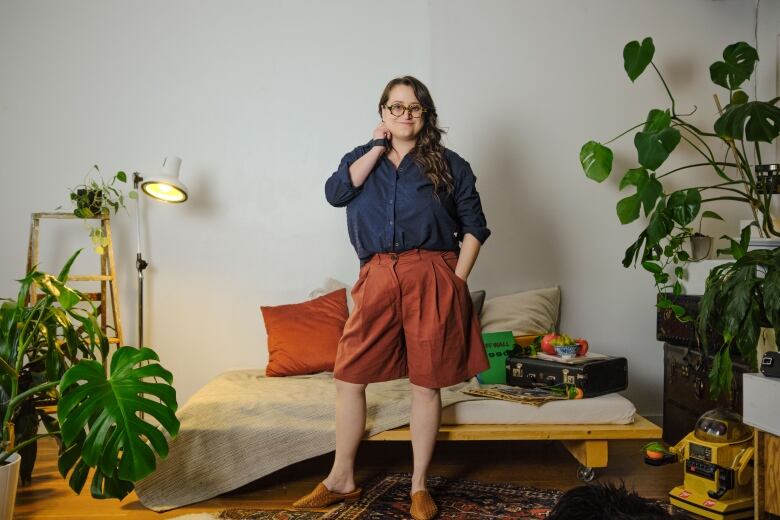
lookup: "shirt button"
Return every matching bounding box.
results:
[389,199,393,204]
[394,242,399,246]
[390,220,393,224]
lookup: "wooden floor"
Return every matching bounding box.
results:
[14,436,682,519]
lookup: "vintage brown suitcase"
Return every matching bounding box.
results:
[662,343,749,444]
[656,293,724,350]
[505,349,628,398]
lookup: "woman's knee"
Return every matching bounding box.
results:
[335,378,367,393]
[410,382,440,399]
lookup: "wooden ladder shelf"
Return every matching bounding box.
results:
[26,212,124,347]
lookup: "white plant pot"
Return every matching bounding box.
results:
[0,453,20,520]
[771,193,780,229]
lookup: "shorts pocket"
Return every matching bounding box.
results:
[435,253,468,290]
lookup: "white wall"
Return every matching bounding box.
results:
[1,0,777,417]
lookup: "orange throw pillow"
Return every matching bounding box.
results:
[260,288,348,377]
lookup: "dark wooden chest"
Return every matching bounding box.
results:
[662,343,750,444]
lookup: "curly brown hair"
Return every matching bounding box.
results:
[377,76,453,199]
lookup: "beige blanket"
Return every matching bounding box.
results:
[134,369,487,512]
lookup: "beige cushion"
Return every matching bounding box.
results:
[479,286,560,335]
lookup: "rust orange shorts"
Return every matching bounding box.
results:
[333,248,490,389]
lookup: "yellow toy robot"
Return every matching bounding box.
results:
[646,409,754,520]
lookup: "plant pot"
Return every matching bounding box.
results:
[689,234,712,261]
[76,188,104,215]
[757,327,777,363]
[770,194,780,230]
[0,452,20,520]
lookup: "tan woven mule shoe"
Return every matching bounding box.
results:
[292,481,362,509]
[410,489,438,520]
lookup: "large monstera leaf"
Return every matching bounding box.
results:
[714,98,780,143]
[58,346,179,498]
[634,109,680,171]
[709,42,758,91]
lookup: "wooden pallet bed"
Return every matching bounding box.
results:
[366,414,662,482]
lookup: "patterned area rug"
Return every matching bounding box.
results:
[323,472,562,519]
[169,472,562,519]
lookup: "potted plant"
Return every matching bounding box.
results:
[0,250,180,518]
[579,37,780,399]
[62,165,138,254]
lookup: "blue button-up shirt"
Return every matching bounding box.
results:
[325,141,491,266]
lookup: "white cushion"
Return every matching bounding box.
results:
[441,392,636,425]
[309,278,354,313]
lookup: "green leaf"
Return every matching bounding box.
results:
[58,347,179,483]
[709,42,758,90]
[640,176,663,217]
[709,347,733,400]
[116,171,127,183]
[654,272,670,285]
[56,249,82,283]
[634,111,681,170]
[580,141,614,182]
[642,261,663,274]
[642,109,671,133]
[721,266,756,341]
[731,90,749,105]
[622,231,647,268]
[764,269,780,326]
[701,210,724,221]
[623,37,655,82]
[646,199,673,246]
[619,167,648,191]
[673,281,682,297]
[128,190,138,200]
[714,99,780,143]
[667,189,702,226]
[617,193,642,224]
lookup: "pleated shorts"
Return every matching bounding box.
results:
[333,248,490,389]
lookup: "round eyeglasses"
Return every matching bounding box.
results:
[384,103,427,118]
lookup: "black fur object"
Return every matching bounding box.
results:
[546,481,691,520]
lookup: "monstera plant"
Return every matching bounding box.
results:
[0,249,179,500]
[579,37,780,399]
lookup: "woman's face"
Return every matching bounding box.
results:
[381,84,425,142]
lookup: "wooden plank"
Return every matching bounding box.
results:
[67,275,113,281]
[756,429,766,519]
[35,292,103,301]
[101,218,108,331]
[31,211,109,220]
[765,431,780,516]
[28,215,40,305]
[561,440,608,468]
[104,218,123,345]
[366,414,661,442]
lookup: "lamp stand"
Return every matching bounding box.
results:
[133,172,149,347]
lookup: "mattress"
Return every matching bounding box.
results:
[441,392,636,425]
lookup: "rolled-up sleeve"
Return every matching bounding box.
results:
[325,145,368,207]
[454,160,491,244]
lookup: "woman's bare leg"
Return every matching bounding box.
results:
[409,383,441,494]
[323,378,367,493]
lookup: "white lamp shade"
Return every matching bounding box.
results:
[140,156,189,203]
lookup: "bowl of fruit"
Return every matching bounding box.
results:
[540,333,588,359]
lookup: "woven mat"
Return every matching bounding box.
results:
[170,472,562,519]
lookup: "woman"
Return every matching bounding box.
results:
[293,76,491,520]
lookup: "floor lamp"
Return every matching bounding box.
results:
[133,156,189,348]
